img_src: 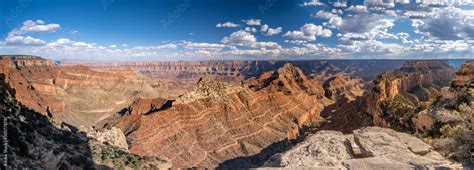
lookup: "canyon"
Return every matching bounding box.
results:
[0,71,171,169]
[0,56,181,128]
[57,59,409,89]
[1,55,472,168]
[1,56,409,129]
[105,63,334,167]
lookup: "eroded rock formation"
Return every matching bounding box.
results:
[106,63,333,167]
[0,55,172,127]
[358,60,473,165]
[0,73,171,169]
[3,55,471,168]
[361,60,456,130]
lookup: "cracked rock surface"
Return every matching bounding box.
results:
[264,127,461,169]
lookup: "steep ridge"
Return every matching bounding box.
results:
[106,63,333,167]
[0,72,171,169]
[360,60,456,131]
[0,55,166,128]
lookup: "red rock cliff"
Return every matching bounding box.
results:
[107,63,333,167]
[361,60,455,128]
[0,56,165,127]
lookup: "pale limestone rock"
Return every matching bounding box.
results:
[344,134,362,156]
[342,157,414,170]
[264,130,353,167]
[263,127,461,169]
[87,127,129,151]
[353,127,460,168]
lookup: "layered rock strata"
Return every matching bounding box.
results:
[0,73,171,169]
[58,60,408,88]
[361,60,456,130]
[0,56,168,127]
[107,63,333,167]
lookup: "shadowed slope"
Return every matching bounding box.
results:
[107,63,333,167]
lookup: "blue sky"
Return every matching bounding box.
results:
[0,0,473,61]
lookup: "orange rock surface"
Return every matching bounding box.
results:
[107,63,333,167]
[361,60,456,128]
[0,56,167,127]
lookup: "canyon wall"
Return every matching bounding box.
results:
[0,55,173,128]
[106,64,335,167]
[361,60,457,130]
[0,69,171,169]
[57,60,408,87]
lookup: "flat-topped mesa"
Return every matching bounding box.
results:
[175,76,251,104]
[0,55,53,68]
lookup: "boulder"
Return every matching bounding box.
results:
[87,127,129,151]
[353,127,458,168]
[264,131,353,168]
[263,127,461,169]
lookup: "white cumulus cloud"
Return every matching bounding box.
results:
[301,0,325,6]
[216,22,239,28]
[284,23,332,41]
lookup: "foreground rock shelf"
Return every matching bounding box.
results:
[264,127,461,169]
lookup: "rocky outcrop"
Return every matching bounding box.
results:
[322,73,364,101]
[0,73,171,169]
[86,127,129,151]
[0,55,53,68]
[106,64,333,167]
[352,127,450,167]
[452,60,474,87]
[359,60,473,165]
[0,56,172,128]
[244,63,325,96]
[361,60,456,130]
[264,127,461,169]
[413,61,473,165]
[176,76,251,104]
[264,131,353,168]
